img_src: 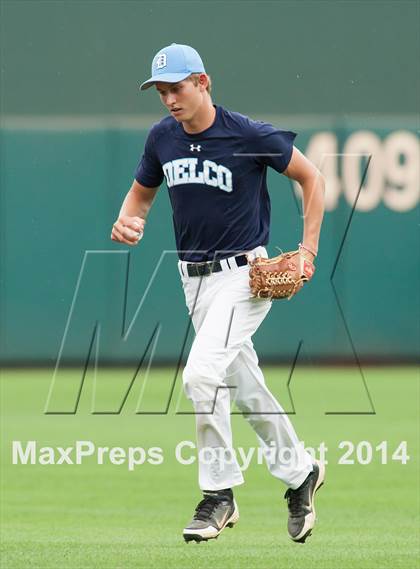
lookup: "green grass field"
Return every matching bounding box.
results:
[1,367,419,569]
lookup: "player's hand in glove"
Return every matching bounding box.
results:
[111,215,145,246]
[249,246,315,300]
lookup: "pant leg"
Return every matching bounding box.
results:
[182,265,271,491]
[226,341,313,489]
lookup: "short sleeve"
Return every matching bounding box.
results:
[134,128,164,188]
[249,121,297,173]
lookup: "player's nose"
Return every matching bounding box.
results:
[166,93,177,106]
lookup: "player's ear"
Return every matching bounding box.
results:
[198,73,208,92]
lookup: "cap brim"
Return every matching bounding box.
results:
[140,72,192,91]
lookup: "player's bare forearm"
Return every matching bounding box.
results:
[300,175,325,256]
[119,179,158,219]
[111,180,158,245]
[284,147,325,258]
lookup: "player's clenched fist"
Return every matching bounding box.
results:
[111,215,145,246]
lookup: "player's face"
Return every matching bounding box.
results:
[155,79,204,122]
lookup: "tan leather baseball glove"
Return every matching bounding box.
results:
[249,250,315,300]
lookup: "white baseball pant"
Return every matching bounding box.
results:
[179,246,313,491]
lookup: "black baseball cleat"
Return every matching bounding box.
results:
[183,489,239,543]
[284,460,325,543]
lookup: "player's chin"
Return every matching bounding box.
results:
[170,109,187,121]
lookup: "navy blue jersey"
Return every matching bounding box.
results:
[135,105,296,262]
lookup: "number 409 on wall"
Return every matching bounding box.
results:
[296,130,419,212]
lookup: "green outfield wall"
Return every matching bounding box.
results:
[1,0,418,363]
[1,119,418,364]
[1,0,418,117]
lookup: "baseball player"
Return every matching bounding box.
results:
[111,44,326,544]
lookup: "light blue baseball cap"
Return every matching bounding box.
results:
[140,43,206,91]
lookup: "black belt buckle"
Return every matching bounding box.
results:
[186,254,248,277]
[187,259,222,277]
[187,262,211,277]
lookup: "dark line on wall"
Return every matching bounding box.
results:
[330,155,372,282]
[328,155,376,415]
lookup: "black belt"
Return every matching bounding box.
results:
[185,254,248,277]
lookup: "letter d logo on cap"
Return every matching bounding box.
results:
[155,53,167,69]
